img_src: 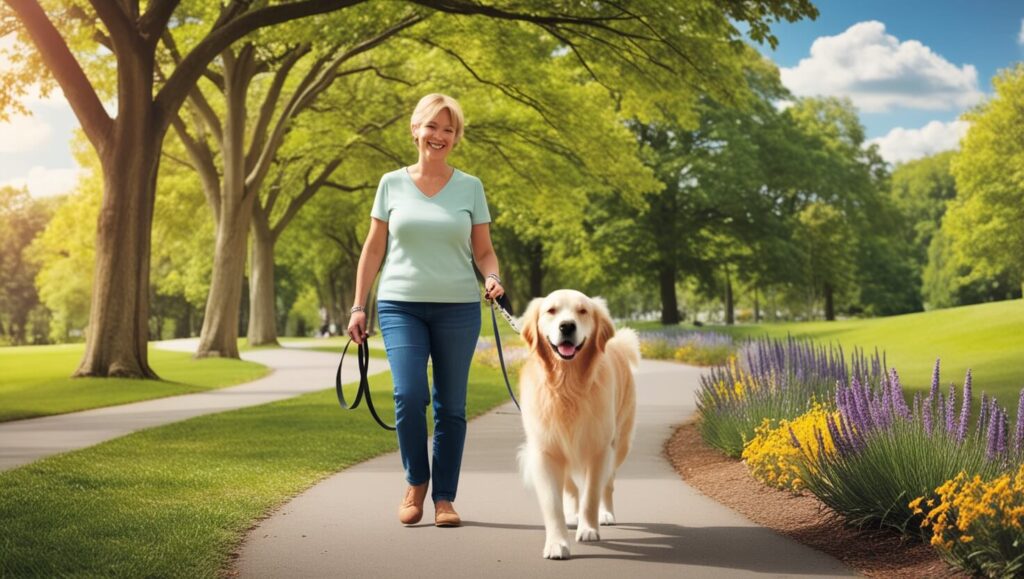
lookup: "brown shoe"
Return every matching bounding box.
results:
[399,483,428,525]
[434,500,462,527]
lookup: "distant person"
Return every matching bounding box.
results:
[347,94,504,528]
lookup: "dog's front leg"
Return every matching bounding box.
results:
[529,449,571,559]
[577,451,612,542]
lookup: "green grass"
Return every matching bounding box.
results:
[0,363,513,578]
[641,299,1024,408]
[0,342,270,422]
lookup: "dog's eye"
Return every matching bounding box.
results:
[578,309,587,315]
[546,307,556,315]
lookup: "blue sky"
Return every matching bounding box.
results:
[2,1,1023,197]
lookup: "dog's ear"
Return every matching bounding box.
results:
[520,298,544,351]
[591,296,615,353]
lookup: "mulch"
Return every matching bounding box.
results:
[663,421,968,578]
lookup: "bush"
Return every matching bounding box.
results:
[796,361,1021,535]
[696,337,868,458]
[742,402,839,492]
[917,458,1024,577]
[638,330,735,366]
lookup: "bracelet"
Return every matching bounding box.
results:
[486,273,502,285]
[350,305,365,314]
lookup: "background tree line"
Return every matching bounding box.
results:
[0,1,1020,358]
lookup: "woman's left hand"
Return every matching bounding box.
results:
[484,278,504,301]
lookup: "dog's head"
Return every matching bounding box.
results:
[521,289,615,363]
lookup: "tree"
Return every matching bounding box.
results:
[947,64,1024,299]
[0,186,57,344]
[1,0,816,376]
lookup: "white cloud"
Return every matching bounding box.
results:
[1019,19,1024,45]
[780,21,984,113]
[2,165,84,198]
[0,113,53,152]
[867,119,970,164]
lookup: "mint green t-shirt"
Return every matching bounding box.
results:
[371,167,491,303]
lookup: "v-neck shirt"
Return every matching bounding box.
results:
[371,167,492,303]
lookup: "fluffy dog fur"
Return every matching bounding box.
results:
[516,289,639,559]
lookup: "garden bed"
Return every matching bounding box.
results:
[664,420,966,578]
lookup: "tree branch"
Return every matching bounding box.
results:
[7,0,113,153]
[155,0,367,131]
[139,0,180,42]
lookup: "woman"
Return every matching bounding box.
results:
[347,94,504,527]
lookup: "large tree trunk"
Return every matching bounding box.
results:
[658,263,681,325]
[195,52,257,358]
[74,54,161,379]
[247,214,279,346]
[824,282,836,321]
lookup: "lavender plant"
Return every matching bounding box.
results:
[639,330,735,366]
[796,359,1023,535]
[696,336,882,457]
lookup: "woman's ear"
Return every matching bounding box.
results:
[520,298,544,351]
[591,297,615,353]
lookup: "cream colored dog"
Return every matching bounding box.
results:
[516,289,639,560]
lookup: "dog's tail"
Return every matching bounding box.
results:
[609,327,641,369]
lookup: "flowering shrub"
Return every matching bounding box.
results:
[741,402,839,492]
[796,360,1021,535]
[638,330,735,366]
[696,337,871,457]
[916,456,1024,577]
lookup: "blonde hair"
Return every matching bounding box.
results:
[410,93,465,146]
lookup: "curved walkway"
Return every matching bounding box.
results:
[233,358,854,578]
[0,338,389,472]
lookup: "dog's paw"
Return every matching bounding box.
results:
[543,538,571,560]
[599,511,615,525]
[575,525,600,542]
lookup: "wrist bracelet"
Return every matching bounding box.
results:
[350,305,365,314]
[486,273,502,284]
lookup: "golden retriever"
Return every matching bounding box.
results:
[516,289,639,559]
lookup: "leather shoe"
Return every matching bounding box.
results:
[399,483,428,525]
[434,500,461,527]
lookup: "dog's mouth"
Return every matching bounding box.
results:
[549,338,585,360]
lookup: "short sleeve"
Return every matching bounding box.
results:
[370,175,389,222]
[471,178,491,225]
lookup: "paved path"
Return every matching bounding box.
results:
[234,358,855,578]
[0,338,389,472]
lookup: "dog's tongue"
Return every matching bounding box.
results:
[558,343,576,357]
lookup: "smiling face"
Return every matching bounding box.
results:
[524,286,618,362]
[412,107,457,161]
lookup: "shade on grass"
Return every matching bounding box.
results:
[0,342,270,422]
[0,364,513,577]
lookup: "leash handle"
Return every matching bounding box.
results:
[335,338,396,431]
[489,300,521,411]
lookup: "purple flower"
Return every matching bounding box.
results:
[929,358,940,403]
[957,369,972,443]
[945,383,956,435]
[987,398,1000,460]
[1016,390,1024,454]
[789,426,801,449]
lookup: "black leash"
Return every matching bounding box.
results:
[489,294,521,411]
[335,338,395,430]
[335,294,520,430]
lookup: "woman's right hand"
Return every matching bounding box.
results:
[347,311,368,345]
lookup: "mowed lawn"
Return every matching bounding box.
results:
[704,299,1024,408]
[0,342,273,422]
[0,363,513,577]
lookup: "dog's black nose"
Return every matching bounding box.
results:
[559,321,576,335]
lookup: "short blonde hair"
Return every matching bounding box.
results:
[410,93,465,146]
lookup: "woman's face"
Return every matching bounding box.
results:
[413,108,456,161]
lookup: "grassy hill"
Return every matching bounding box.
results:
[701,299,1023,408]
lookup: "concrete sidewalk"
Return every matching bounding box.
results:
[0,338,389,472]
[233,359,855,578]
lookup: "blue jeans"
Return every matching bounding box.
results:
[377,300,480,502]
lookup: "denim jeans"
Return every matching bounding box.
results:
[377,300,481,502]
